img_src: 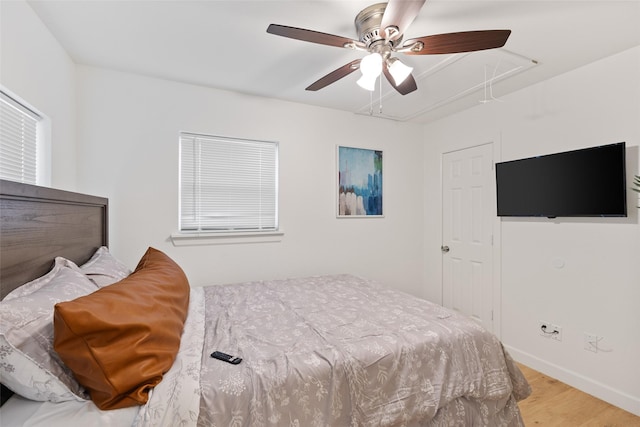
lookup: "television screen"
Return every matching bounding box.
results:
[496,142,627,217]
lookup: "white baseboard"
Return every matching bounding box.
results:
[505,345,640,417]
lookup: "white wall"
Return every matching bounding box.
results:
[75,66,426,296]
[0,0,77,190]
[423,46,640,416]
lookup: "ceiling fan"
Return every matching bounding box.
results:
[267,0,511,95]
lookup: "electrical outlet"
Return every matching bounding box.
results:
[584,333,598,352]
[539,321,562,341]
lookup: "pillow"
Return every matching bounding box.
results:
[2,256,90,301]
[0,257,97,402]
[53,247,190,410]
[79,246,131,287]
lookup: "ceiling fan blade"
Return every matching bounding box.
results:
[382,64,418,95]
[267,24,361,49]
[402,30,511,55]
[380,0,426,41]
[306,59,361,91]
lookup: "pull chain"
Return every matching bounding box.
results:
[367,76,383,116]
[378,76,383,114]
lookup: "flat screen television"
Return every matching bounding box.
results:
[496,142,627,218]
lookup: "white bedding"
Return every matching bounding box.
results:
[0,395,138,427]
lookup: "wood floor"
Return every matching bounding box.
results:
[517,364,640,426]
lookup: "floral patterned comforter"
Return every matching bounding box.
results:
[193,274,531,427]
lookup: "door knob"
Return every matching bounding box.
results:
[441,245,450,253]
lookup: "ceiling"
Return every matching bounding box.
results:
[27,0,640,124]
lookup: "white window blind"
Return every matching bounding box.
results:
[180,132,278,232]
[0,91,40,184]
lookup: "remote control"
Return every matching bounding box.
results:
[211,351,242,364]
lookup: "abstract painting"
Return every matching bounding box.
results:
[337,146,383,217]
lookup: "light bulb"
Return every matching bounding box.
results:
[387,58,413,85]
[357,74,377,91]
[359,52,383,78]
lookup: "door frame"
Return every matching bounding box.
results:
[440,137,503,338]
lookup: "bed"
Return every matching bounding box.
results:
[0,179,531,426]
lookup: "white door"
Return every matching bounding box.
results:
[442,143,495,332]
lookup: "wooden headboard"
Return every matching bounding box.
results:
[1,179,108,405]
[0,179,108,299]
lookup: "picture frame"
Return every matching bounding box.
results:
[337,145,384,217]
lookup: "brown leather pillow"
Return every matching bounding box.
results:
[53,247,190,410]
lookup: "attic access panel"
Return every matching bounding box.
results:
[356,48,537,121]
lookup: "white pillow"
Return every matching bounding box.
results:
[0,258,97,402]
[79,246,131,287]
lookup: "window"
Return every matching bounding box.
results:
[0,90,43,184]
[179,132,278,233]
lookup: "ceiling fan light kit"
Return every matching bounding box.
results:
[267,0,511,97]
[357,52,383,91]
[387,57,413,85]
[360,52,383,77]
[357,74,378,92]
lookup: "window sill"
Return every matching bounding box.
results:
[170,230,284,246]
